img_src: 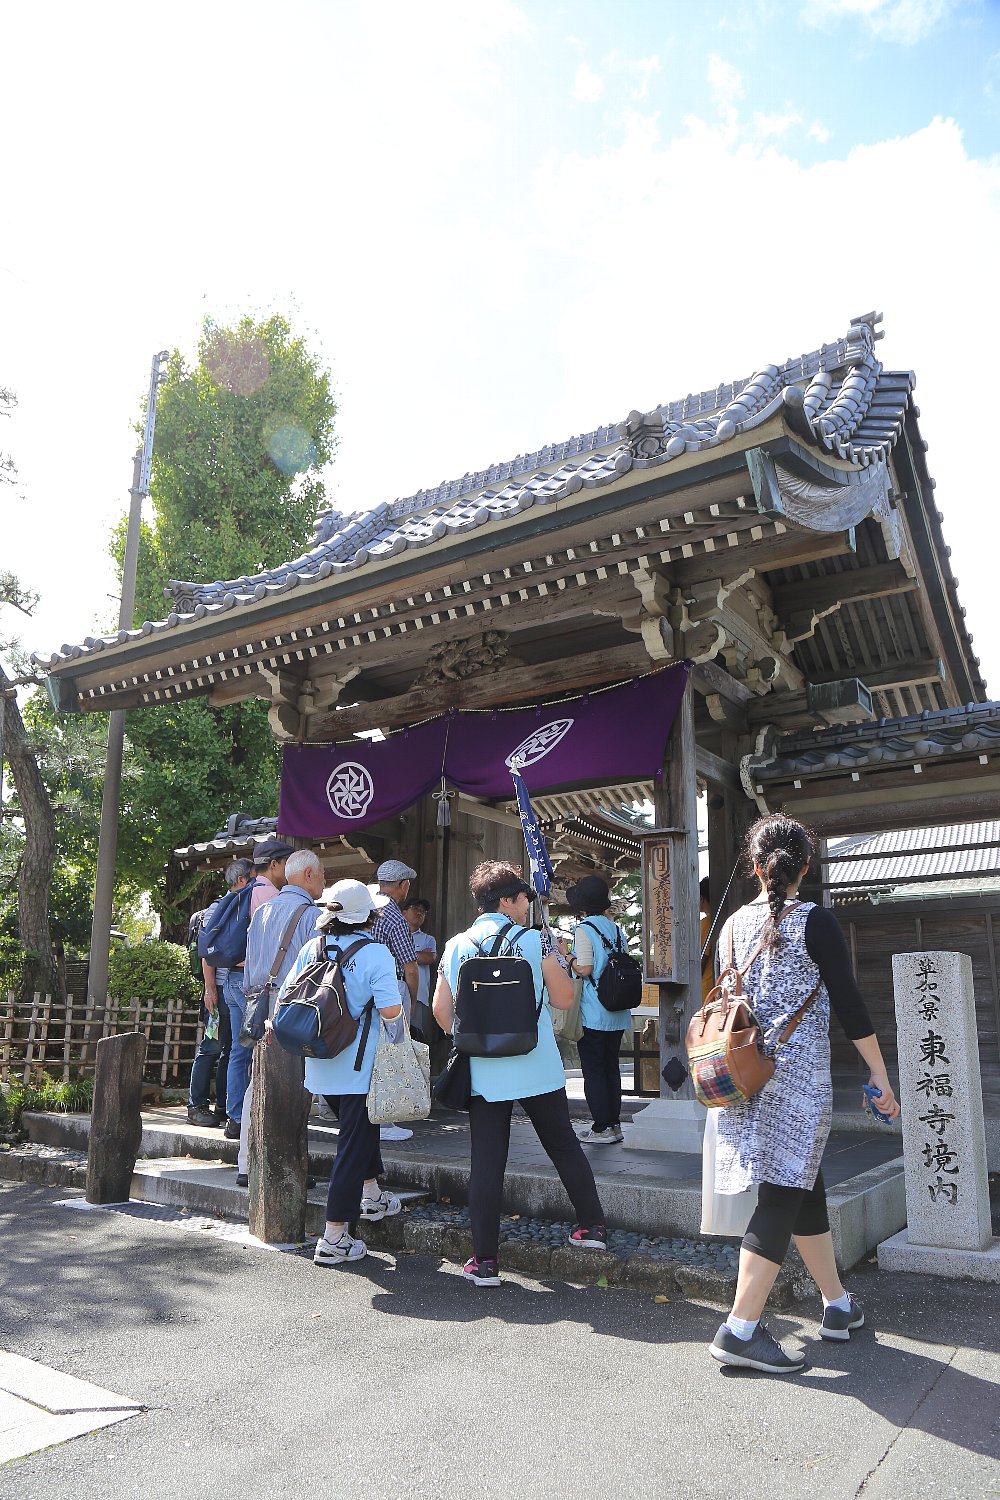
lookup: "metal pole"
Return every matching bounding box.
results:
[87,353,167,1006]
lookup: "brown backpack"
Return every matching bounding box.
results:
[686,903,820,1109]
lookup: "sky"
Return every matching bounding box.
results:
[3,0,1000,691]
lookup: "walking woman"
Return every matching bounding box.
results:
[707,813,900,1373]
[433,861,608,1286]
[278,879,406,1268]
[557,875,632,1144]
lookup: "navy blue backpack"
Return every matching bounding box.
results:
[196,880,260,968]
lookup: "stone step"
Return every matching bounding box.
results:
[16,1105,906,1270]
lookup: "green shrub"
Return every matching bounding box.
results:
[0,1076,94,1134]
[108,941,195,1009]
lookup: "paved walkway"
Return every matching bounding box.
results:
[1,1179,997,1499]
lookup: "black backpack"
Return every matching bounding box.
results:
[271,936,374,1063]
[453,922,542,1058]
[582,920,643,1012]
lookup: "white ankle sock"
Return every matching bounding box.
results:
[823,1291,852,1312]
[726,1314,758,1341]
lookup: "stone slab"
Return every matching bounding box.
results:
[0,1351,142,1467]
[0,1351,141,1413]
[877,1227,1000,1282]
[622,1097,705,1153]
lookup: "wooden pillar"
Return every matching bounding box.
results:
[706,734,757,928]
[85,1031,146,1203]
[624,681,705,1152]
[247,1041,311,1245]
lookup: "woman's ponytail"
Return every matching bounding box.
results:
[745,814,816,952]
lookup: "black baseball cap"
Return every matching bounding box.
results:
[495,878,535,900]
[252,837,294,867]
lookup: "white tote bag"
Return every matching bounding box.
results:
[699,1107,758,1236]
[367,1017,431,1125]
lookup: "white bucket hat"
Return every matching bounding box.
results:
[319,878,390,926]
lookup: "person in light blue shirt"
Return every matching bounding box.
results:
[433,860,607,1286]
[557,874,634,1146]
[278,878,407,1268]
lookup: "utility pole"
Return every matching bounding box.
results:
[87,351,168,1006]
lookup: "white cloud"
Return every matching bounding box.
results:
[604,48,662,101]
[529,113,1000,683]
[752,109,803,137]
[707,54,746,115]
[573,61,605,103]
[808,119,834,142]
[803,0,954,45]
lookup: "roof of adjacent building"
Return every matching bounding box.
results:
[38,316,921,670]
[747,700,1000,783]
[826,819,1000,892]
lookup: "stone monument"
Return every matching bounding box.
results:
[85,1031,146,1205]
[878,951,999,1281]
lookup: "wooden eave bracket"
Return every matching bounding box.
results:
[256,664,361,742]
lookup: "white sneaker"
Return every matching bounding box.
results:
[313,1230,366,1266]
[576,1126,619,1144]
[380,1124,413,1141]
[360,1189,402,1221]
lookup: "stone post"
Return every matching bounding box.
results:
[878,951,999,1281]
[247,1040,311,1245]
[86,1031,146,1204]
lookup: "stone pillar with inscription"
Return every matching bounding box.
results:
[878,951,999,1281]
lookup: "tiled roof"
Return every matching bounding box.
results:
[37,317,912,668]
[827,820,1000,888]
[747,701,1000,782]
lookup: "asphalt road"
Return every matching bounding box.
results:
[0,1182,997,1500]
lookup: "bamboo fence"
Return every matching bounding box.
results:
[0,992,205,1086]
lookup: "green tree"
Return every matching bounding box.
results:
[110,314,336,937]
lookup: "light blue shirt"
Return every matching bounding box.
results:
[578,915,634,1032]
[279,931,402,1096]
[244,886,320,997]
[439,913,565,1102]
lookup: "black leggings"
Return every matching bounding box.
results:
[742,1172,830,1266]
[468,1089,604,1260]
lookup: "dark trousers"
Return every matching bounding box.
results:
[188,995,231,1113]
[324,1093,384,1223]
[577,1027,624,1131]
[468,1089,605,1259]
[742,1172,831,1266]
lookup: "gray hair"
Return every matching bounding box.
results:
[284,849,322,881]
[225,857,254,888]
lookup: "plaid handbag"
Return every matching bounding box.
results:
[686,903,820,1109]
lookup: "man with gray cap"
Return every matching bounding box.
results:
[369,858,420,1143]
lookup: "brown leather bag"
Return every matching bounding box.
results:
[686,903,821,1109]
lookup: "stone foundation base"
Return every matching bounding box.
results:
[877,1228,1000,1282]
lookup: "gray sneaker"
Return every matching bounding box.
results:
[820,1296,865,1341]
[710,1322,805,1374]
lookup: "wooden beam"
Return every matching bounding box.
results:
[670,529,856,588]
[775,775,1000,837]
[770,562,917,620]
[306,641,657,738]
[695,743,741,791]
[810,655,945,692]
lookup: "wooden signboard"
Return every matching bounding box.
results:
[640,829,686,984]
